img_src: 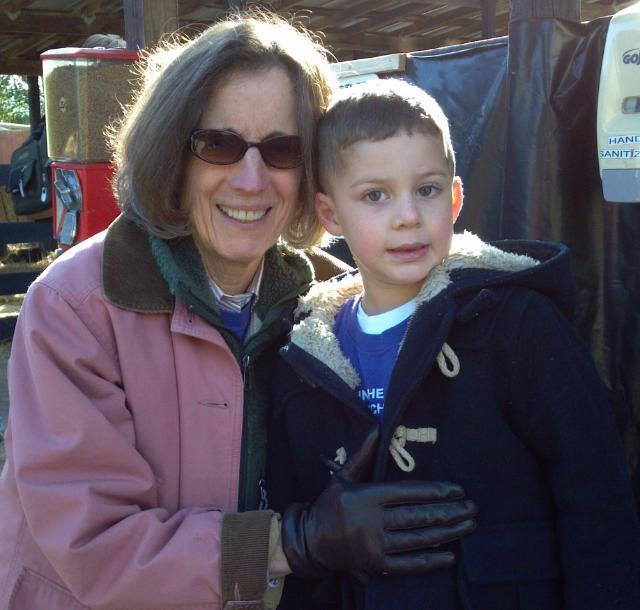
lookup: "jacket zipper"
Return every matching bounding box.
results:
[235,295,308,511]
[236,332,283,511]
[242,354,252,390]
[237,353,251,511]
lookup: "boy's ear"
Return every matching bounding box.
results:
[452,177,464,224]
[315,192,343,236]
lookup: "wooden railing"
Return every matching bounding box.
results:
[0,220,54,340]
[0,221,53,294]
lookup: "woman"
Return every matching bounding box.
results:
[0,12,475,610]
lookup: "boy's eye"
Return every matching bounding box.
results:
[417,184,440,197]
[363,190,387,203]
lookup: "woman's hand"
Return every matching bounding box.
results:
[280,428,477,578]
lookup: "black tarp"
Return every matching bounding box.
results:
[328,14,640,503]
[409,15,640,503]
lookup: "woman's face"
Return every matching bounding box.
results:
[181,66,302,291]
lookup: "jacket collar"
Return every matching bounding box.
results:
[102,215,174,313]
[101,214,318,317]
[290,231,541,389]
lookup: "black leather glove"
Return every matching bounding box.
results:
[281,428,477,578]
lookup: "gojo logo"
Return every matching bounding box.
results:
[623,49,640,65]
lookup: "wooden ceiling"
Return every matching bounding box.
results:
[0,0,635,76]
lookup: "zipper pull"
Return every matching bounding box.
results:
[242,354,252,389]
[258,478,269,510]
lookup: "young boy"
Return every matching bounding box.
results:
[267,79,640,610]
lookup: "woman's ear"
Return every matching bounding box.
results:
[315,192,343,236]
[452,177,464,224]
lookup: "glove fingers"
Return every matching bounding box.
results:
[339,427,380,482]
[372,480,466,505]
[378,551,456,575]
[383,499,477,530]
[385,518,476,553]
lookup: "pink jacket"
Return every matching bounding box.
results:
[0,217,323,609]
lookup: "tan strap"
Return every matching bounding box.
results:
[221,510,275,610]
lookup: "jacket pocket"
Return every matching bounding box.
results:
[9,568,89,610]
[458,522,562,610]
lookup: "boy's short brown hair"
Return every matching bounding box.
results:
[317,78,456,193]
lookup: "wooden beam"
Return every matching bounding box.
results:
[509,0,580,21]
[0,270,41,296]
[397,7,473,38]
[324,30,446,54]
[177,0,214,18]
[481,0,497,37]
[426,0,484,7]
[275,1,302,11]
[123,0,144,49]
[0,59,42,76]
[344,4,466,36]
[0,222,53,246]
[142,0,179,47]
[123,0,179,49]
[313,0,407,31]
[0,12,122,35]
[0,0,22,18]
[324,17,510,55]
[332,53,407,78]
[387,10,510,53]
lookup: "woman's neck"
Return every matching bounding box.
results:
[200,253,261,295]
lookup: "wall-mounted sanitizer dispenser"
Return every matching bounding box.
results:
[597,1,640,203]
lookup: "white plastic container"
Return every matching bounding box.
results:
[597,1,640,203]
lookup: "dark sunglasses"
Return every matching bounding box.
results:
[188,129,303,169]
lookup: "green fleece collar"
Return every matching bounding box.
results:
[148,231,221,327]
[102,215,315,320]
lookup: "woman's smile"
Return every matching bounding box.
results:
[217,204,270,223]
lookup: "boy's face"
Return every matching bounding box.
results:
[316,131,462,314]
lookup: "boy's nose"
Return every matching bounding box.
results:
[228,147,269,193]
[393,195,421,228]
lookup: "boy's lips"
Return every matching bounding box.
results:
[387,243,428,261]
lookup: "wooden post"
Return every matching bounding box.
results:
[27,75,41,134]
[481,0,497,38]
[123,0,179,50]
[123,0,145,50]
[509,0,580,22]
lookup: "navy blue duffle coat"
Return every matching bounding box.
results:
[267,233,640,610]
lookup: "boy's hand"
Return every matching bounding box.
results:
[281,428,477,578]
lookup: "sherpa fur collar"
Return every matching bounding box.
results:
[290,231,539,389]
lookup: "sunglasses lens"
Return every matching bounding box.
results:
[191,130,245,164]
[261,136,303,169]
[189,130,302,168]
